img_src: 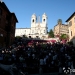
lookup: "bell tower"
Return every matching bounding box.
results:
[42,13,47,24]
[42,13,48,34]
[31,13,37,28]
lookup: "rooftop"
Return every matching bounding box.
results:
[0,1,18,22]
[16,28,30,29]
[66,12,75,22]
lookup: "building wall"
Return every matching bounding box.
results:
[68,16,75,40]
[15,26,48,39]
[0,28,7,47]
[15,28,31,36]
[67,15,75,46]
[15,13,48,39]
[31,23,47,35]
[0,3,9,47]
[0,2,18,47]
[54,25,59,36]
[54,24,69,37]
[65,12,75,46]
[60,25,69,35]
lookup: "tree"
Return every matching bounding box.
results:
[48,29,54,38]
[15,36,21,38]
[60,34,68,40]
[57,19,62,24]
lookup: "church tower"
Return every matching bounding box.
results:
[42,13,47,24]
[31,13,37,28]
[42,13,48,34]
[31,13,37,35]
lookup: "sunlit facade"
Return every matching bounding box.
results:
[15,13,48,39]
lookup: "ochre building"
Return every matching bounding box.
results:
[66,12,75,46]
[54,19,69,37]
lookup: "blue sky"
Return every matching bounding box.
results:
[3,0,75,31]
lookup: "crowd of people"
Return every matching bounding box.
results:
[0,38,75,75]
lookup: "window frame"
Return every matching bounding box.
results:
[71,31,72,36]
[69,21,72,26]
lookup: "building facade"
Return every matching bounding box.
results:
[54,19,69,37]
[0,1,18,48]
[15,13,48,39]
[66,12,75,46]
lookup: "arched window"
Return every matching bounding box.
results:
[43,19,45,22]
[32,19,34,22]
[71,31,72,36]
